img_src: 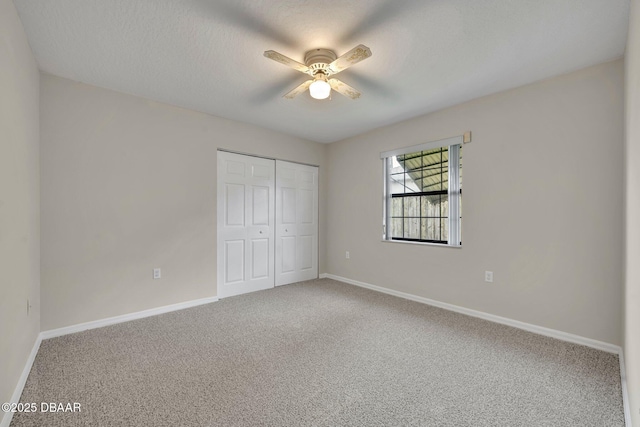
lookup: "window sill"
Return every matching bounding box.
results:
[381,239,462,249]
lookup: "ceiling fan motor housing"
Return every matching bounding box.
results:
[304,48,337,76]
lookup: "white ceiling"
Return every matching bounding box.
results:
[14,0,629,143]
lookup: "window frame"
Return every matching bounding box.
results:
[382,136,463,247]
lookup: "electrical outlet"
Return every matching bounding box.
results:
[485,271,493,283]
[153,268,161,279]
[345,251,350,259]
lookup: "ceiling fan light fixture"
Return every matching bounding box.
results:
[309,77,331,100]
[265,45,371,100]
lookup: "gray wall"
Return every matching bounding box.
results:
[326,60,624,346]
[625,0,640,422]
[0,0,40,407]
[40,74,328,330]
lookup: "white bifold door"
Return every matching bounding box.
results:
[217,152,275,298]
[217,152,318,298]
[275,160,318,286]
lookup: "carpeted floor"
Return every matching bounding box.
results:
[11,279,624,426]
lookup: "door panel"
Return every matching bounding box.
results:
[275,160,319,286]
[225,184,245,226]
[299,235,313,270]
[282,187,296,224]
[252,164,272,179]
[226,160,245,175]
[299,189,313,223]
[252,186,269,225]
[217,152,275,298]
[225,240,244,283]
[281,236,296,273]
[251,239,270,279]
[300,170,314,183]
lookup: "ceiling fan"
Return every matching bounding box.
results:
[264,45,372,100]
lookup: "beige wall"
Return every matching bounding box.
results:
[40,74,327,330]
[0,0,40,408]
[327,60,624,345]
[625,0,640,423]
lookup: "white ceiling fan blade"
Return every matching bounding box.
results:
[264,50,310,74]
[329,79,361,99]
[328,44,372,74]
[283,80,313,99]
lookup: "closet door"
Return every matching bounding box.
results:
[217,152,275,298]
[275,160,319,286]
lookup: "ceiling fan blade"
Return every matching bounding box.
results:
[329,79,361,100]
[283,80,313,99]
[328,44,372,74]
[264,50,310,74]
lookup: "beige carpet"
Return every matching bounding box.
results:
[11,279,624,426]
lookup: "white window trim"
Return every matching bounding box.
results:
[380,135,463,160]
[447,143,461,246]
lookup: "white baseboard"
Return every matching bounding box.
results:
[1,334,42,427]
[323,273,632,426]
[318,273,329,279]
[41,295,218,339]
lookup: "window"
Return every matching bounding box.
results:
[382,136,464,246]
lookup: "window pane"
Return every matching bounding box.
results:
[391,218,403,238]
[425,148,445,191]
[391,197,403,217]
[441,194,449,217]
[404,196,420,217]
[441,170,449,190]
[389,173,405,194]
[421,195,447,217]
[392,147,451,195]
[403,173,420,193]
[390,156,404,174]
[441,218,448,242]
[404,218,420,239]
[422,218,439,241]
[421,172,438,191]
[390,172,404,182]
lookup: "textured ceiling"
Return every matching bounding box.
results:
[14,0,629,143]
